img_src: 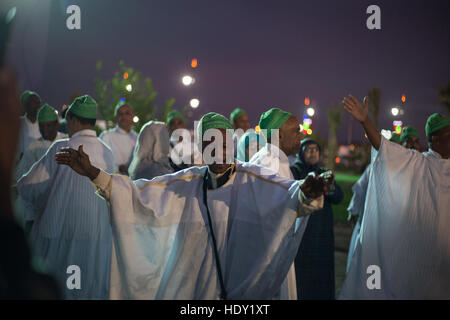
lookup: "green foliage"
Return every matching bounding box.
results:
[94,60,176,133]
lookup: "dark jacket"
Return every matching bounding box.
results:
[290,139,343,300]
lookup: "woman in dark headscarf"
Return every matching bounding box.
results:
[290,138,343,300]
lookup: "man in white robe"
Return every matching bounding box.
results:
[15,103,67,181]
[250,107,303,300]
[340,95,450,299]
[55,112,327,300]
[17,91,42,161]
[17,95,114,299]
[99,100,137,175]
[345,130,417,272]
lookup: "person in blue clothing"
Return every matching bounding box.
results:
[290,138,343,300]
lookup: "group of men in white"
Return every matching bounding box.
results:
[13,89,450,300]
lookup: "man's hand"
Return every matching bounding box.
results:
[319,170,335,192]
[300,175,327,199]
[55,145,100,180]
[343,94,381,150]
[343,95,369,123]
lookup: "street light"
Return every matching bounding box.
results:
[126,84,132,92]
[182,75,194,86]
[306,107,315,117]
[190,98,200,109]
[133,116,139,123]
[391,107,399,116]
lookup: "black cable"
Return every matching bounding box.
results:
[202,172,227,300]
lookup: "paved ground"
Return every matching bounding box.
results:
[334,221,354,297]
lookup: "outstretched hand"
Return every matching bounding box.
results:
[343,95,369,123]
[300,175,328,199]
[55,145,99,180]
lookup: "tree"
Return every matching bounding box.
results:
[368,88,381,129]
[94,60,176,133]
[326,103,343,170]
[438,83,450,113]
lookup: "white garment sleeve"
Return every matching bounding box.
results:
[92,169,113,200]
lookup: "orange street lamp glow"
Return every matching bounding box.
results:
[123,72,129,80]
[401,94,406,103]
[304,97,310,106]
[191,59,198,68]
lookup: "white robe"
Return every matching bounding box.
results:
[346,164,371,272]
[17,129,115,299]
[17,115,41,161]
[99,126,138,172]
[15,132,67,182]
[339,138,450,299]
[92,161,322,299]
[249,143,302,300]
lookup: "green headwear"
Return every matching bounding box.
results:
[114,100,132,117]
[66,95,98,120]
[37,103,58,123]
[230,108,247,124]
[198,112,233,138]
[20,90,40,105]
[389,133,401,143]
[258,108,292,139]
[166,110,184,126]
[425,113,450,137]
[400,126,419,142]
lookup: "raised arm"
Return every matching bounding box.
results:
[343,95,381,150]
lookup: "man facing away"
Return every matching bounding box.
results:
[17,95,115,299]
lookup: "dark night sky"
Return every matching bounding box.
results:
[2,0,449,143]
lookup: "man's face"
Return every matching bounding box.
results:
[116,105,134,132]
[432,125,450,159]
[303,143,320,166]
[202,128,233,174]
[234,114,250,132]
[279,116,302,156]
[169,118,186,134]
[402,136,420,151]
[25,94,42,118]
[39,121,60,141]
